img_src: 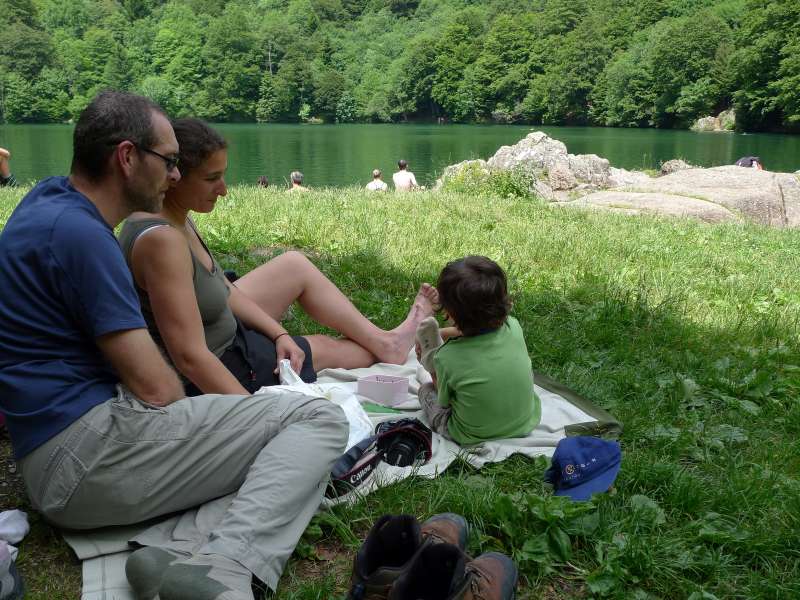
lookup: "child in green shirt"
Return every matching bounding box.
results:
[416,256,541,445]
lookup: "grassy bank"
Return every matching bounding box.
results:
[1,184,799,599]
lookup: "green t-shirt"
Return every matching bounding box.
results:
[433,316,541,445]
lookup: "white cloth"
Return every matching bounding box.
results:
[0,510,28,561]
[61,349,603,600]
[366,179,388,191]
[392,170,418,191]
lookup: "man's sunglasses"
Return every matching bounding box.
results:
[136,146,180,172]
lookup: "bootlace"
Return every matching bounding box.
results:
[466,566,491,600]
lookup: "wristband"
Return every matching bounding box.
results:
[273,332,290,343]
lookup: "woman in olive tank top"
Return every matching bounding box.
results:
[119,118,437,395]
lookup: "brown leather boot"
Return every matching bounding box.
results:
[347,513,468,600]
[388,544,518,600]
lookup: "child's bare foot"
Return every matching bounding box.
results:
[376,284,438,364]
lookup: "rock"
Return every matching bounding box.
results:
[487,131,569,173]
[608,167,652,187]
[562,191,741,224]
[691,109,735,132]
[616,166,800,228]
[437,130,800,227]
[486,131,611,190]
[434,159,490,190]
[660,159,693,176]
[567,154,610,187]
[718,108,736,130]
[692,116,720,132]
[548,162,577,190]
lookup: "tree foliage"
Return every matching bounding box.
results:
[1,0,797,130]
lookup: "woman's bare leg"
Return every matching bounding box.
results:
[235,251,436,365]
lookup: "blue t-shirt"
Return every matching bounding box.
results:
[0,177,146,459]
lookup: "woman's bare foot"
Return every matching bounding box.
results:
[375,284,438,364]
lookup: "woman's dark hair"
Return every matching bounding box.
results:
[72,90,165,181]
[171,118,227,176]
[436,256,511,336]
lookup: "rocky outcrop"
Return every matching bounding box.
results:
[438,130,800,228]
[659,159,693,176]
[558,191,739,223]
[691,109,736,132]
[486,131,612,189]
[594,166,800,228]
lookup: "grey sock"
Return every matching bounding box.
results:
[125,546,190,600]
[416,316,443,373]
[159,553,254,600]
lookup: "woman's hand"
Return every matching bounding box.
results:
[275,334,306,375]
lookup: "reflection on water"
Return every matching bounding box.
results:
[1,123,798,187]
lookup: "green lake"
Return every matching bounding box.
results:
[1,123,798,188]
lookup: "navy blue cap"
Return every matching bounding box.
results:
[544,436,621,501]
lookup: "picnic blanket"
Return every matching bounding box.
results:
[62,350,619,600]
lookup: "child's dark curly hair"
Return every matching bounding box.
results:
[437,256,511,336]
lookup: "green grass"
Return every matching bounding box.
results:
[1,183,799,599]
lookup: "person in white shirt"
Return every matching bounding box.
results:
[392,159,418,192]
[365,169,388,191]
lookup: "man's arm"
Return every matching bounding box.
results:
[96,328,185,407]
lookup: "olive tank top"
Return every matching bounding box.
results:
[117,217,237,357]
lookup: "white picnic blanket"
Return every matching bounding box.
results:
[62,350,597,600]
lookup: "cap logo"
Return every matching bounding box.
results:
[565,464,575,475]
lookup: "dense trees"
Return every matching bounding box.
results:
[1,0,797,130]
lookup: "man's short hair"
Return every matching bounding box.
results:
[372,169,381,178]
[398,159,408,169]
[71,90,166,181]
[291,171,303,184]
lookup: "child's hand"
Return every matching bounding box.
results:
[439,326,462,341]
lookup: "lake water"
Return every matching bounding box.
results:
[1,123,798,188]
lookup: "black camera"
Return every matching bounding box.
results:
[375,418,433,467]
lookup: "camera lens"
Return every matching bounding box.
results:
[384,435,420,467]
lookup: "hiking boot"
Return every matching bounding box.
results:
[347,513,468,600]
[388,545,518,600]
[460,552,518,600]
[420,513,469,550]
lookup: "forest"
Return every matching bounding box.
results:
[1,0,798,131]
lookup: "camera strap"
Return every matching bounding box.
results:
[326,418,434,498]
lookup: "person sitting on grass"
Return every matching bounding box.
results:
[286,170,309,192]
[392,159,418,192]
[415,256,541,444]
[365,168,388,191]
[0,90,349,600]
[119,118,438,396]
[0,148,17,187]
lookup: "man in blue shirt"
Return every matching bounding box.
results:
[0,91,347,600]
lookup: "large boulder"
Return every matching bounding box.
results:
[691,109,735,132]
[579,166,800,227]
[560,191,741,224]
[486,131,610,190]
[660,159,693,176]
[487,131,568,172]
[437,131,800,228]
